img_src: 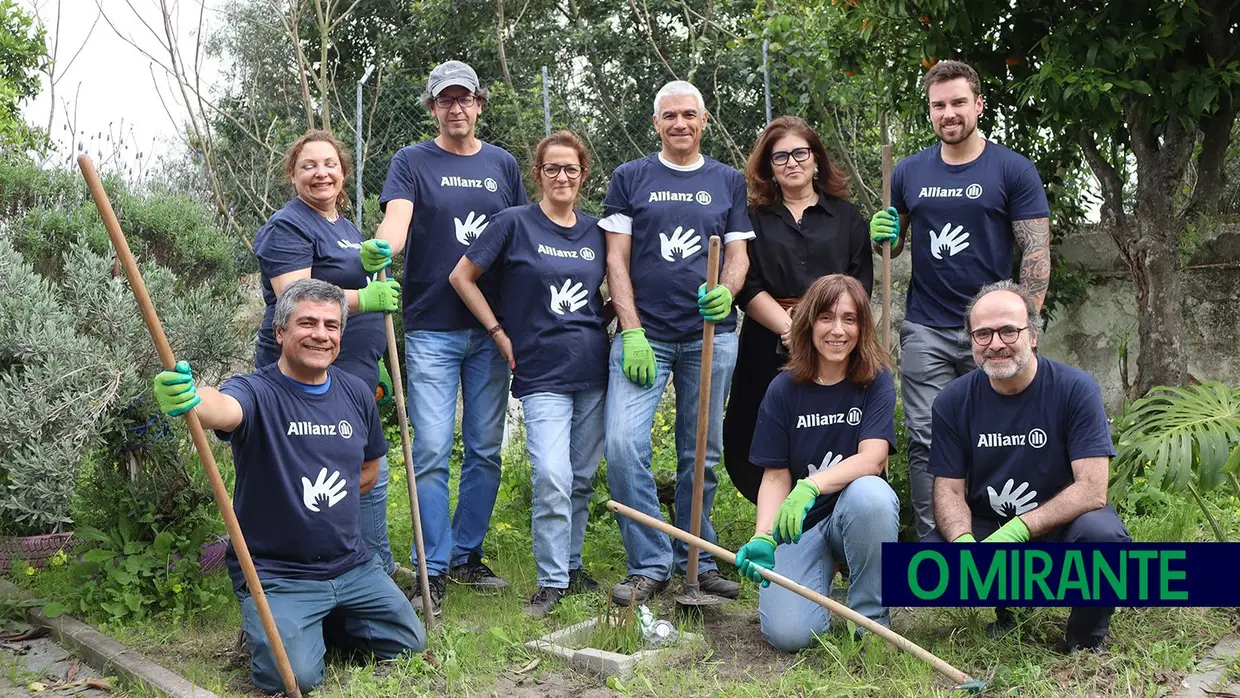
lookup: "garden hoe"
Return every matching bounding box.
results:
[676,235,731,609]
[376,268,435,627]
[78,154,303,698]
[610,500,986,693]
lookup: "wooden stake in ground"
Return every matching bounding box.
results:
[681,235,723,602]
[377,268,434,626]
[881,143,893,357]
[76,154,302,698]
[607,499,984,692]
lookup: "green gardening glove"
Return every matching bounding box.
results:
[357,279,401,313]
[869,206,900,244]
[360,239,393,273]
[982,517,1030,544]
[620,328,656,388]
[153,361,200,417]
[735,534,777,587]
[375,358,393,406]
[954,533,977,543]
[697,283,734,322]
[774,479,821,544]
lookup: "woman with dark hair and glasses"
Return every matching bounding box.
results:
[733,274,898,652]
[450,131,609,618]
[723,116,874,505]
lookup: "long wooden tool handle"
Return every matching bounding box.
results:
[77,155,302,698]
[685,235,722,589]
[378,268,435,627]
[607,500,975,687]
[881,143,893,357]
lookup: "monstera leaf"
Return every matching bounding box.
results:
[1111,381,1240,509]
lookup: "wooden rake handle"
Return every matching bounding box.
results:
[77,155,302,698]
[685,235,722,588]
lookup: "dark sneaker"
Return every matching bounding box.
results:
[408,574,446,617]
[610,575,668,606]
[1056,634,1107,655]
[524,586,568,618]
[986,607,1027,639]
[567,568,600,594]
[449,555,510,590]
[697,570,741,599]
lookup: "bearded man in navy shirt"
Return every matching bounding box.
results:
[601,80,754,605]
[924,281,1131,654]
[152,279,424,694]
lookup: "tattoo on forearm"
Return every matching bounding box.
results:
[1013,218,1051,302]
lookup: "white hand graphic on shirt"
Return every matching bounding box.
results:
[659,226,702,261]
[929,222,970,260]
[807,451,844,475]
[987,478,1039,518]
[301,467,348,513]
[549,279,589,315]
[454,211,489,245]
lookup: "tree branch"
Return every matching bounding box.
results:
[1078,131,1129,238]
[1184,102,1238,219]
[629,0,677,79]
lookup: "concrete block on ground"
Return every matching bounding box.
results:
[525,617,701,680]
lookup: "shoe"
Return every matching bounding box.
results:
[610,574,669,606]
[524,587,568,617]
[567,568,600,594]
[986,607,1026,639]
[408,573,446,617]
[697,570,741,600]
[1056,634,1107,655]
[449,555,510,591]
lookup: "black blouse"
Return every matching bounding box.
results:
[737,194,874,309]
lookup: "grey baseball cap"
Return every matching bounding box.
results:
[427,60,480,97]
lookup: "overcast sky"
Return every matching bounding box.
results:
[20,0,227,172]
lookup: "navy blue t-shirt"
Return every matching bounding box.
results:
[928,356,1115,524]
[465,203,609,399]
[380,139,528,331]
[749,369,897,529]
[600,153,754,343]
[215,364,388,588]
[891,141,1050,328]
[253,198,385,390]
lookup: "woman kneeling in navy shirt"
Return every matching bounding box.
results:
[734,273,900,652]
[450,131,609,617]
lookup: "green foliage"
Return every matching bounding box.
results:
[67,516,230,625]
[0,0,47,152]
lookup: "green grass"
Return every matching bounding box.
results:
[9,396,1240,697]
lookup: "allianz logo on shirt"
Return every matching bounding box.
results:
[286,420,354,439]
[918,184,983,199]
[976,428,1048,449]
[538,243,596,261]
[648,190,713,206]
[796,407,862,429]
[441,175,499,192]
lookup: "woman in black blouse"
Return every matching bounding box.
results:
[723,116,874,503]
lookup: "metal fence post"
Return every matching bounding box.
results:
[762,39,772,124]
[542,66,552,137]
[355,65,375,230]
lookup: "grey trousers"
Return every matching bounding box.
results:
[899,320,976,540]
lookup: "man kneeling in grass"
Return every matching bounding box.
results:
[152,278,425,693]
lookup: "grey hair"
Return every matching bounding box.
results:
[421,84,491,110]
[274,278,348,333]
[653,80,706,116]
[964,280,1041,338]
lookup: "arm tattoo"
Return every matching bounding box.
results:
[1013,217,1051,306]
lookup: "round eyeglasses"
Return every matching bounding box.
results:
[969,326,1029,345]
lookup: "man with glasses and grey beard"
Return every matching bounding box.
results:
[922,281,1130,654]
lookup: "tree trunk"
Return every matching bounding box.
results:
[1128,225,1188,400]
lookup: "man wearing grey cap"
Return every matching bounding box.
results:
[372,60,528,616]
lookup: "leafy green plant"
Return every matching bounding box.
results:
[1110,382,1240,541]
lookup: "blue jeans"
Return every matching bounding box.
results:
[604,332,738,580]
[522,389,606,589]
[358,455,394,575]
[758,476,899,652]
[405,329,510,575]
[238,554,425,694]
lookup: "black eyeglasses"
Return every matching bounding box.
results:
[434,94,477,109]
[770,147,813,166]
[539,163,583,179]
[969,325,1029,345]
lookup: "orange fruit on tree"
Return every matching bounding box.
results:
[922,57,938,69]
